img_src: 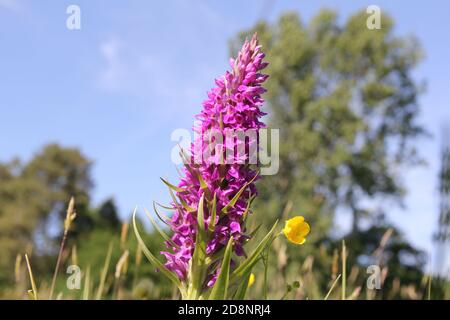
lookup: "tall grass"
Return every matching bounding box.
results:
[11,198,450,300]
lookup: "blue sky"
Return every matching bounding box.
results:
[1,0,449,270]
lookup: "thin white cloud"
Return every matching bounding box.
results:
[98,38,122,91]
[192,0,229,31]
[97,37,172,98]
[96,36,212,108]
[0,0,23,12]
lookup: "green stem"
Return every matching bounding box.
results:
[263,248,269,300]
[341,240,346,300]
[49,229,68,300]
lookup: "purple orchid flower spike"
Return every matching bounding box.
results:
[160,34,269,287]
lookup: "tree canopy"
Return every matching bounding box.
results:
[232,9,424,236]
[231,9,427,295]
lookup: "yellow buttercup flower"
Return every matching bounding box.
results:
[248,273,255,287]
[283,216,310,245]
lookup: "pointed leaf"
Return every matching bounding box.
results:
[178,145,191,165]
[231,220,278,280]
[242,194,255,222]
[154,201,176,211]
[146,206,178,249]
[197,171,208,190]
[161,177,186,193]
[233,271,251,300]
[153,202,172,226]
[180,196,196,213]
[187,194,207,299]
[168,187,181,209]
[197,193,206,233]
[208,193,217,233]
[209,237,233,300]
[132,208,183,292]
[222,173,258,214]
[248,223,262,238]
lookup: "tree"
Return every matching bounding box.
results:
[23,144,94,239]
[231,10,424,240]
[98,198,122,231]
[0,144,93,285]
[230,11,427,296]
[0,160,47,283]
[435,133,450,276]
[23,144,93,221]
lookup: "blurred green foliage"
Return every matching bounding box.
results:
[0,144,171,299]
[0,144,92,285]
[231,9,432,298]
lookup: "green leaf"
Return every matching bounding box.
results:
[208,193,217,233]
[187,194,207,299]
[248,223,262,238]
[146,206,179,249]
[197,193,206,233]
[187,244,206,299]
[221,173,258,214]
[160,177,186,193]
[132,207,184,293]
[197,171,208,190]
[153,202,171,226]
[168,186,181,209]
[154,201,176,211]
[209,237,234,300]
[178,148,203,187]
[166,184,185,219]
[231,220,278,280]
[178,147,208,193]
[178,145,191,165]
[242,194,255,222]
[180,196,196,213]
[233,271,251,300]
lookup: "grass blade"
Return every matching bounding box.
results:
[49,197,76,300]
[342,240,346,300]
[324,274,341,300]
[83,265,91,300]
[95,242,113,300]
[14,254,22,283]
[25,254,38,300]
